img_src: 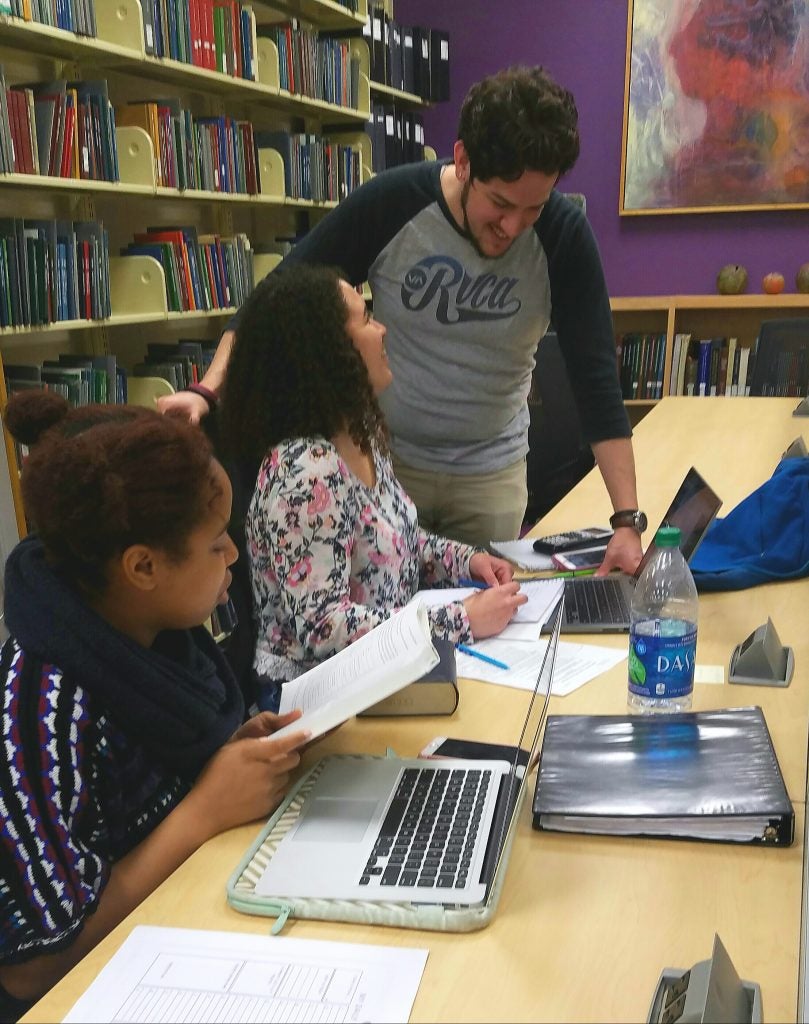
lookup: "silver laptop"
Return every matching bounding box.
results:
[254,600,564,907]
[558,467,721,634]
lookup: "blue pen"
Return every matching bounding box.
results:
[458,577,487,589]
[456,643,510,671]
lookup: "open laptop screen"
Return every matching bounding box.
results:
[632,467,722,581]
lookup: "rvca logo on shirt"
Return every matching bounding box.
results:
[401,256,522,324]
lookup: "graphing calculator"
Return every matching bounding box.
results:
[532,526,613,555]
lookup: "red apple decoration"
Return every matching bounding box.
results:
[763,272,785,294]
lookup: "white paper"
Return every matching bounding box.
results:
[276,602,438,740]
[417,579,562,626]
[489,538,555,571]
[695,664,725,685]
[62,926,428,1024]
[456,638,627,696]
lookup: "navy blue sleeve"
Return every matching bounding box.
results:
[537,193,631,444]
[227,162,442,331]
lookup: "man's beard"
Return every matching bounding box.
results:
[460,179,496,260]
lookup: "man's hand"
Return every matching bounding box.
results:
[156,390,210,423]
[468,551,514,585]
[596,527,643,576]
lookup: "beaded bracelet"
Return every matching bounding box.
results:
[185,382,219,412]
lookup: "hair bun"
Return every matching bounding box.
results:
[4,390,70,446]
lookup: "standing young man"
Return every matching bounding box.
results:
[162,66,645,572]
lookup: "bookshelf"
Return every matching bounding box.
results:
[611,293,809,424]
[0,0,448,548]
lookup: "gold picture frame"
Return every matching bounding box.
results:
[620,0,809,215]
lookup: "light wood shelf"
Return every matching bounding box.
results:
[252,0,367,31]
[0,0,443,538]
[369,80,425,106]
[610,293,809,421]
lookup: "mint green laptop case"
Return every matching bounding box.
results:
[226,752,525,934]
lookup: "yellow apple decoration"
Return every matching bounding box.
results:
[796,264,809,293]
[762,272,785,294]
[716,264,748,294]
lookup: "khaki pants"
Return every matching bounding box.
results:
[392,455,528,549]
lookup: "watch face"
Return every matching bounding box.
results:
[636,511,648,532]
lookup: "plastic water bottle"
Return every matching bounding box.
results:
[627,525,697,714]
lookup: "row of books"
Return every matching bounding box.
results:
[0,218,110,328]
[753,348,809,397]
[4,340,219,406]
[133,339,217,392]
[669,334,753,397]
[0,0,96,36]
[0,72,119,181]
[255,130,361,203]
[616,332,667,400]
[141,0,257,81]
[117,100,258,193]
[261,22,360,108]
[121,227,253,313]
[5,354,125,407]
[358,6,450,102]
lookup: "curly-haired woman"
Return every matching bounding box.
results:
[219,264,526,703]
[0,393,308,1021]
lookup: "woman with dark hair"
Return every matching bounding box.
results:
[0,393,309,1021]
[219,264,526,701]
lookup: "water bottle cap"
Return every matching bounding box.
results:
[654,525,681,547]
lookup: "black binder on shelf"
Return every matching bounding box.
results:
[402,26,415,95]
[532,706,793,845]
[429,28,450,102]
[370,2,386,85]
[411,26,430,101]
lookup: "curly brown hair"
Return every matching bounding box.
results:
[219,264,387,462]
[458,65,580,183]
[5,390,221,594]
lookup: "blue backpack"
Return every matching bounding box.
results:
[690,458,809,591]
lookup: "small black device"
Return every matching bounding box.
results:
[419,737,530,770]
[532,526,613,555]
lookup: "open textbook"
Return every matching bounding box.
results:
[273,600,439,740]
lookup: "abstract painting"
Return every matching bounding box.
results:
[621,0,809,213]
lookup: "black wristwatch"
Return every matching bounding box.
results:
[609,509,648,533]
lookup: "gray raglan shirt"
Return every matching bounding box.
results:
[243,160,629,474]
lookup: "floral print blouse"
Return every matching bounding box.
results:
[247,437,481,680]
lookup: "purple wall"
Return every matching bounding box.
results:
[396,0,809,297]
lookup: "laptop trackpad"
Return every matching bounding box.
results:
[294,798,378,843]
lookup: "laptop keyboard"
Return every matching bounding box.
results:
[359,766,491,891]
[565,577,630,625]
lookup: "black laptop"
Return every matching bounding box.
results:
[556,467,721,634]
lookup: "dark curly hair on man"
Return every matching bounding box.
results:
[219,264,387,462]
[5,390,221,594]
[458,65,580,183]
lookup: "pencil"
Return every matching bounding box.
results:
[456,643,510,670]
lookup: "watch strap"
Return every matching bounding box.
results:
[609,508,647,531]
